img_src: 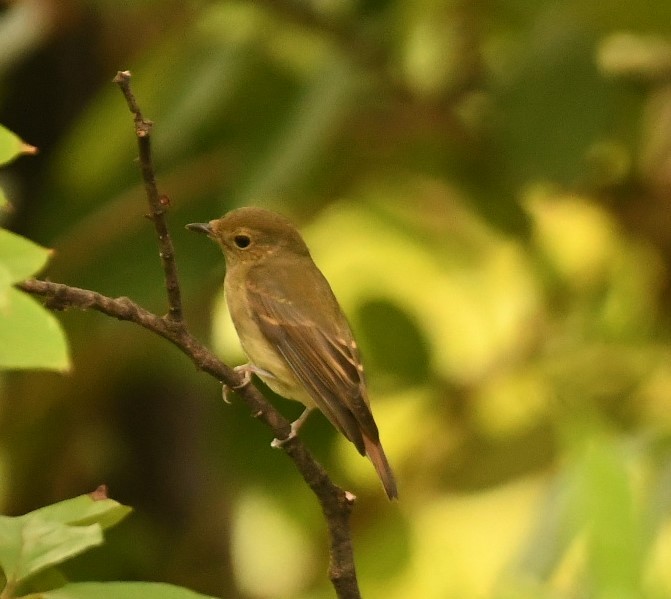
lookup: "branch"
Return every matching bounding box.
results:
[113,70,183,323]
[16,72,363,599]
[18,278,360,597]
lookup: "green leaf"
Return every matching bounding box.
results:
[0,516,103,586]
[581,437,643,598]
[0,262,11,300]
[31,488,132,531]
[0,287,70,371]
[16,566,69,595]
[0,492,131,589]
[39,582,219,599]
[0,124,37,166]
[0,229,69,371]
[0,228,51,282]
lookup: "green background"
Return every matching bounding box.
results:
[2,1,671,597]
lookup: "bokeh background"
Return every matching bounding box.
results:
[2,0,671,597]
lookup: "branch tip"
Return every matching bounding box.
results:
[113,70,131,84]
[113,75,183,322]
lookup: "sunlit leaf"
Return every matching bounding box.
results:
[30,488,132,531]
[0,515,102,586]
[0,124,37,166]
[580,435,644,598]
[0,229,69,371]
[0,492,131,589]
[0,287,69,371]
[0,228,51,282]
[0,263,11,303]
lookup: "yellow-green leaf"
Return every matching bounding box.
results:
[32,490,132,531]
[0,516,102,586]
[0,262,11,299]
[0,287,69,371]
[0,492,131,588]
[0,228,51,282]
[0,124,37,166]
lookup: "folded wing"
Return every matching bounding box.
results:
[246,267,380,456]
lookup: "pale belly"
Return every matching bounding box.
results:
[225,282,314,407]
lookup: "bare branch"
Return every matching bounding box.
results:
[18,278,361,598]
[112,70,183,323]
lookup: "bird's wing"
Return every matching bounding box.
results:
[245,264,379,455]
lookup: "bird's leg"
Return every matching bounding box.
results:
[222,363,275,404]
[271,406,314,448]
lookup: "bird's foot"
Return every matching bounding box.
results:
[270,430,296,448]
[222,363,274,404]
[271,407,314,448]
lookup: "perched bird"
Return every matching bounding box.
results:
[187,207,398,499]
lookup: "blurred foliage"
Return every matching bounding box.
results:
[1,0,671,597]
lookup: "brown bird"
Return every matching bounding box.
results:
[187,207,398,499]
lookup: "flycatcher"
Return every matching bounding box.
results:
[187,207,398,499]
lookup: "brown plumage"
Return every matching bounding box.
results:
[187,207,398,499]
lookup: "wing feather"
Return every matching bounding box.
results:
[246,265,379,455]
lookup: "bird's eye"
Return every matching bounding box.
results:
[234,234,251,249]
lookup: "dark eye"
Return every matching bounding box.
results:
[234,234,251,249]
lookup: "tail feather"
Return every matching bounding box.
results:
[362,435,398,500]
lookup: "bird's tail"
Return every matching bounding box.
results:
[363,435,398,500]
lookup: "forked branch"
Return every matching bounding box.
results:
[18,71,361,599]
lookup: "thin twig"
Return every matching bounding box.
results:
[112,70,183,323]
[16,280,287,437]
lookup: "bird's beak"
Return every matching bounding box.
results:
[186,222,213,236]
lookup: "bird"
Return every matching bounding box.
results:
[186,207,398,499]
